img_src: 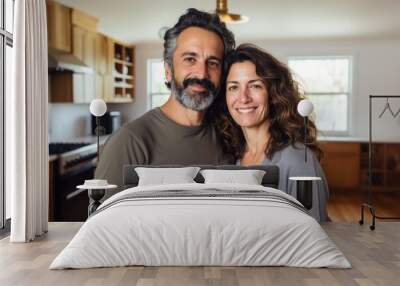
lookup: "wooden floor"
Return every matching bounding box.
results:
[1,221,400,286]
[327,191,400,222]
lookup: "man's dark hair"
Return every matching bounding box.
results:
[163,8,236,88]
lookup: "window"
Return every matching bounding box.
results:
[288,56,352,135]
[147,59,170,109]
[1,0,14,231]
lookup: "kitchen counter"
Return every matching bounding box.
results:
[50,135,109,145]
[70,135,110,145]
[318,136,367,142]
[48,135,110,161]
[318,136,400,143]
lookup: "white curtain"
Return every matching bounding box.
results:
[7,0,49,242]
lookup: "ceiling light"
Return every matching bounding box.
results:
[215,0,249,24]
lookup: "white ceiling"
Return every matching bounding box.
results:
[56,0,400,44]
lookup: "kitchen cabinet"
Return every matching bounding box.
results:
[72,25,96,69]
[47,5,136,103]
[360,143,400,192]
[96,34,109,75]
[71,19,97,102]
[71,10,97,68]
[320,141,400,192]
[84,74,96,102]
[72,25,85,64]
[46,0,71,53]
[49,72,86,103]
[105,38,135,102]
[94,34,110,100]
[95,74,108,100]
[71,9,98,33]
[320,142,360,189]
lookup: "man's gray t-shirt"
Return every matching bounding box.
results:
[95,107,233,187]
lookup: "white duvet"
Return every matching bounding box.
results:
[50,183,350,269]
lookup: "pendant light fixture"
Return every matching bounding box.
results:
[215,0,249,23]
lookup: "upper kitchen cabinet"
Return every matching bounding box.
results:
[48,4,135,104]
[71,10,97,69]
[49,8,98,104]
[71,10,98,103]
[71,9,98,33]
[46,0,71,53]
[105,39,135,103]
[94,34,109,101]
[95,34,109,75]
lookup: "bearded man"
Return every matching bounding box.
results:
[95,8,236,187]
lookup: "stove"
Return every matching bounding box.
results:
[49,142,99,222]
[49,142,98,175]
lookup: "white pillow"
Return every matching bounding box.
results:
[135,167,200,186]
[200,169,266,185]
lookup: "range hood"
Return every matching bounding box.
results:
[48,49,93,74]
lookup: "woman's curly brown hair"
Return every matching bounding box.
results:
[205,43,323,161]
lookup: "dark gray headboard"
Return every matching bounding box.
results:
[122,165,279,189]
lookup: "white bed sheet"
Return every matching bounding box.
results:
[50,183,350,269]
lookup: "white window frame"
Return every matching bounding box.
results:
[147,58,170,110]
[288,55,353,136]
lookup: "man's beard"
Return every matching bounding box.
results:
[171,74,218,111]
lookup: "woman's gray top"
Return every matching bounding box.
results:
[238,143,329,222]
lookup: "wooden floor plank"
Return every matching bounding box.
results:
[1,222,400,285]
[327,191,400,222]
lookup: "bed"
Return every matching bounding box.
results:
[50,165,350,269]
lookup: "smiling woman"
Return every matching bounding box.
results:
[210,43,329,221]
[213,44,321,161]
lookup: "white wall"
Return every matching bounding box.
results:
[49,102,135,141]
[49,104,91,141]
[130,38,400,142]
